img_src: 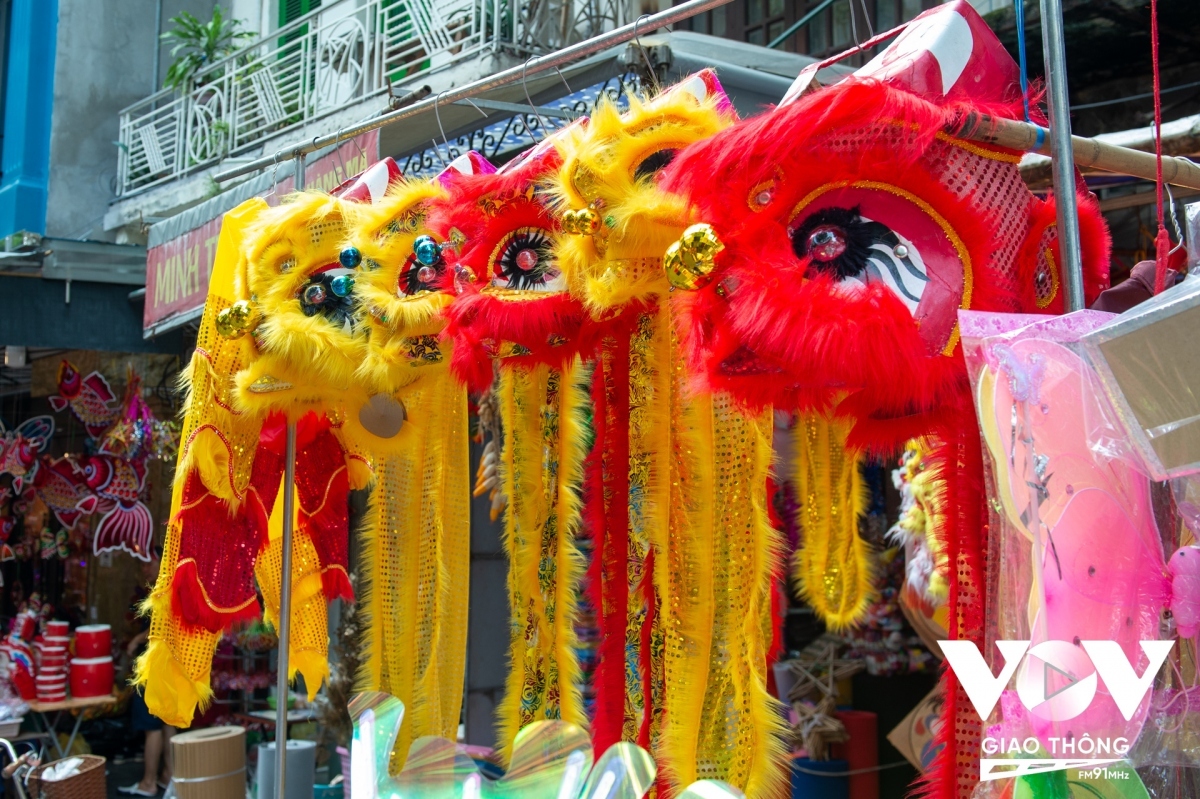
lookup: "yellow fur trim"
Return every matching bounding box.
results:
[342,180,455,394]
[234,191,368,415]
[133,637,215,729]
[549,83,734,312]
[791,413,876,630]
[493,360,588,764]
[354,369,469,774]
[898,438,950,602]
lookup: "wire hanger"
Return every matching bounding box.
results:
[264,149,284,201]
[522,57,550,141]
[632,15,661,93]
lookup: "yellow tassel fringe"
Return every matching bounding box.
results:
[493,360,588,763]
[791,413,875,631]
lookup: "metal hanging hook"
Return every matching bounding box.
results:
[266,149,284,200]
[554,65,573,96]
[522,56,550,141]
[632,14,661,93]
[858,0,875,39]
[434,89,453,153]
[332,128,348,185]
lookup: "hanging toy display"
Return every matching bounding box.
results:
[659,5,1110,799]
[428,135,593,763]
[30,457,98,532]
[83,454,152,561]
[49,362,119,439]
[0,417,54,494]
[551,70,788,798]
[340,163,471,771]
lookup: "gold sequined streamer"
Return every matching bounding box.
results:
[494,360,588,763]
[653,303,788,798]
[626,312,662,750]
[356,369,469,773]
[791,414,874,630]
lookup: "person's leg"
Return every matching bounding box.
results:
[121,688,164,795]
[140,730,162,793]
[160,726,175,785]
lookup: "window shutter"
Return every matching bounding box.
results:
[279,0,321,27]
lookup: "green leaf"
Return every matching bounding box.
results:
[160,4,252,90]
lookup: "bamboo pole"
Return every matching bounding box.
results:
[959,114,1200,192]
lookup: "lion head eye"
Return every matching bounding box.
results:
[491,227,564,292]
[789,205,929,312]
[633,148,679,181]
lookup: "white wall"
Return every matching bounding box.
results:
[229,0,271,35]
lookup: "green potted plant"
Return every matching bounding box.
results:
[161,5,254,91]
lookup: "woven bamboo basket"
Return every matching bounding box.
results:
[26,754,106,799]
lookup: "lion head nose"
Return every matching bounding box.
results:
[664,223,724,291]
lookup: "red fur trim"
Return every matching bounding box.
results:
[427,138,598,389]
[320,566,355,603]
[171,559,261,633]
[1072,191,1112,305]
[1013,197,1063,314]
[442,290,592,391]
[591,337,633,758]
[1016,191,1112,314]
[911,401,987,799]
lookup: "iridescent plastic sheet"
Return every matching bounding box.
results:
[345,693,747,799]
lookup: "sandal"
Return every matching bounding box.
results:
[118,785,157,797]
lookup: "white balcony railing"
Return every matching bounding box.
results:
[118,0,633,196]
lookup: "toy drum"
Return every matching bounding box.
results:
[39,644,67,667]
[73,625,111,658]
[70,656,113,698]
[36,672,66,702]
[44,621,68,638]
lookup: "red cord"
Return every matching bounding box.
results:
[1152,0,1170,295]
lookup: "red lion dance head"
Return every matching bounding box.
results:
[427,130,603,391]
[663,1,1109,447]
[660,4,1110,799]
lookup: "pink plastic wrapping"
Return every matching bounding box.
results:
[960,309,1200,797]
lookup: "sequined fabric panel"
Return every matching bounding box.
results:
[359,371,470,773]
